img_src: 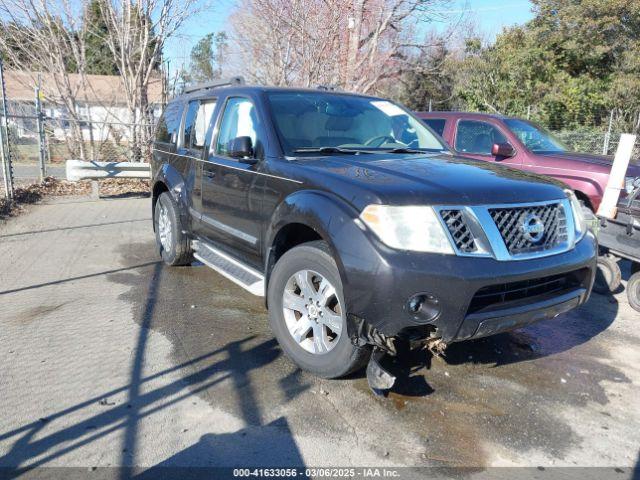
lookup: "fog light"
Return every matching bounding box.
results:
[407,294,441,322]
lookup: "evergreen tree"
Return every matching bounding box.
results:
[183,32,228,84]
[85,0,119,75]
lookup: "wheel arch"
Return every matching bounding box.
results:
[151,181,169,229]
[574,189,595,212]
[152,163,189,231]
[264,190,360,303]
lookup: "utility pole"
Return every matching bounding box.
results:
[603,109,614,155]
[35,76,47,182]
[0,59,13,200]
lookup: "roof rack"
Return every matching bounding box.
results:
[184,76,245,94]
[316,85,337,91]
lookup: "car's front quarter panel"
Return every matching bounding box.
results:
[265,189,362,279]
[523,156,610,211]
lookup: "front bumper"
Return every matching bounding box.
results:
[339,229,597,343]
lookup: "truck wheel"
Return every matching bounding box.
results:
[267,241,370,378]
[627,272,640,312]
[631,262,640,275]
[593,255,622,294]
[154,192,192,266]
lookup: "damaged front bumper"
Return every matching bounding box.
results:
[343,234,597,394]
[342,233,597,344]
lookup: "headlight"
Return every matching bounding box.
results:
[359,205,454,254]
[565,190,586,241]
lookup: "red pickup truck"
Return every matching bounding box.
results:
[417,112,640,212]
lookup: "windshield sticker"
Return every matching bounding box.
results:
[371,101,406,117]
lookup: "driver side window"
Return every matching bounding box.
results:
[215,97,261,159]
[455,120,506,155]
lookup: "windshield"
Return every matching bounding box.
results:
[267,91,448,156]
[504,119,567,154]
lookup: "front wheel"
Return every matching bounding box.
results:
[267,241,370,378]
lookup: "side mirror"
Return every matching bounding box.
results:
[227,136,255,162]
[491,142,515,158]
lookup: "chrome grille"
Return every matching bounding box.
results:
[489,203,568,255]
[440,209,477,253]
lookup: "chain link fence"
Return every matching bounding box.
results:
[0,61,159,200]
[41,118,154,163]
[552,129,639,159]
[521,104,639,162]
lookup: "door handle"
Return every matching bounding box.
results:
[203,170,216,179]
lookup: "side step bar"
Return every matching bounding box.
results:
[192,240,265,296]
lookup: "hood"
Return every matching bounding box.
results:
[539,152,640,177]
[295,153,568,210]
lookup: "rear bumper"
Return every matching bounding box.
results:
[339,229,597,342]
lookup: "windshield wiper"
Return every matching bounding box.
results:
[386,147,423,154]
[385,147,449,154]
[293,147,372,155]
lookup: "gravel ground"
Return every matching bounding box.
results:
[0,196,638,478]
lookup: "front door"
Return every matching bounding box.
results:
[200,96,265,265]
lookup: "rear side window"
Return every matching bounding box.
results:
[191,100,217,149]
[156,102,183,144]
[423,118,446,137]
[455,120,507,155]
[181,101,199,148]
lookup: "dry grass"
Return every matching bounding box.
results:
[1,177,150,220]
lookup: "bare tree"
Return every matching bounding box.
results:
[229,0,451,94]
[99,0,199,161]
[0,0,92,159]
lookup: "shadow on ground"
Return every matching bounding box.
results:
[0,239,631,473]
[0,253,307,478]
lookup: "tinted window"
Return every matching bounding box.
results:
[182,101,199,148]
[423,118,446,137]
[192,100,217,149]
[156,102,183,144]
[455,120,507,155]
[267,92,446,155]
[215,97,261,158]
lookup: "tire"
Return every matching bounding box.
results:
[267,240,370,378]
[593,255,622,294]
[154,192,193,266]
[631,262,640,276]
[627,272,640,313]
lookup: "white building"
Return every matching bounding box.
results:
[4,71,164,143]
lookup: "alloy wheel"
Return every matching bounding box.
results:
[282,269,344,354]
[157,203,172,252]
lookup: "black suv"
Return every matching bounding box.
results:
[151,78,596,387]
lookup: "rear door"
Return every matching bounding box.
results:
[452,119,522,166]
[184,98,219,238]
